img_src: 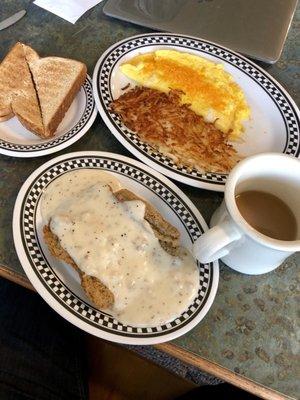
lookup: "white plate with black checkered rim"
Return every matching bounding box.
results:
[93,33,300,192]
[13,151,219,344]
[0,76,97,158]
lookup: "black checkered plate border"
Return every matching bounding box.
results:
[93,33,300,191]
[13,152,219,344]
[0,76,96,158]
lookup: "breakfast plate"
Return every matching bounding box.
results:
[93,33,300,192]
[0,76,96,158]
[13,151,218,344]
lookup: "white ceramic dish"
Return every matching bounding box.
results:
[0,76,97,158]
[93,33,300,192]
[13,151,219,344]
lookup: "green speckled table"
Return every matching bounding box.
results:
[0,2,299,399]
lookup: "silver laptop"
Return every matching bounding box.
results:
[103,0,298,63]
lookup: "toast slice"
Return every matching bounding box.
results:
[11,48,44,137]
[43,188,180,310]
[12,93,44,137]
[29,57,87,137]
[0,112,14,122]
[0,42,39,118]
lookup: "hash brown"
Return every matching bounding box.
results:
[111,87,238,173]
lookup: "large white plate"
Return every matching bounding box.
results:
[13,151,219,345]
[0,76,97,158]
[93,33,300,192]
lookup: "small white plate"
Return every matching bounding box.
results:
[93,33,300,192]
[0,76,97,158]
[13,151,219,345]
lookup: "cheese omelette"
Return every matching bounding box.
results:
[120,50,250,140]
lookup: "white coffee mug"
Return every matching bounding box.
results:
[193,153,300,275]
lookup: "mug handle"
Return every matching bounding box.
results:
[193,218,242,264]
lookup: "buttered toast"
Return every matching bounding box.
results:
[0,42,40,119]
[29,57,87,137]
[0,42,87,138]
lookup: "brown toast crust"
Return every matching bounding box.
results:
[0,43,40,116]
[0,43,31,116]
[43,188,180,311]
[0,109,13,118]
[0,42,22,116]
[0,112,14,122]
[12,108,44,137]
[22,44,39,63]
[1,44,87,137]
[0,42,43,132]
[13,44,44,137]
[45,63,86,137]
[28,58,87,137]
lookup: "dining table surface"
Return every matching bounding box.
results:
[0,1,299,399]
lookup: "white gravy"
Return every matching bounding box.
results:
[41,170,199,327]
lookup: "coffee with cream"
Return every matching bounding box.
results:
[235,190,297,241]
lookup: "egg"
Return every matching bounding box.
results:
[120,50,250,139]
